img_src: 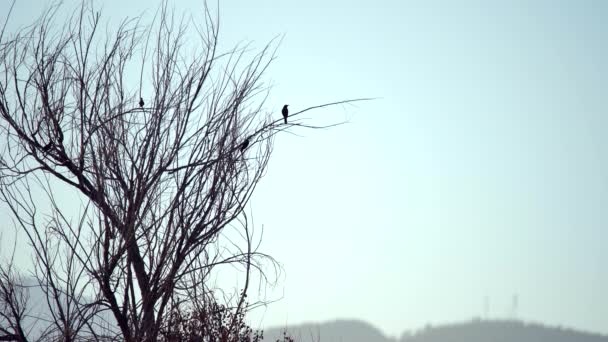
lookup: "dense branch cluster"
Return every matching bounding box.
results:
[0,2,282,341]
[0,2,369,341]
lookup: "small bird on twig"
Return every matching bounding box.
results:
[282,104,289,124]
[139,97,144,108]
[240,138,250,152]
[42,142,53,152]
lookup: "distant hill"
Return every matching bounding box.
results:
[263,319,608,342]
[8,282,607,342]
[401,320,608,342]
[263,319,393,342]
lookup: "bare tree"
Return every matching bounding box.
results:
[0,1,371,341]
[0,242,29,342]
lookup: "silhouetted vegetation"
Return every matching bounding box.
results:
[0,0,367,340]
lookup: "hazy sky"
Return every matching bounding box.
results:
[2,0,608,337]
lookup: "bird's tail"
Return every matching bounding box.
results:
[284,117,287,124]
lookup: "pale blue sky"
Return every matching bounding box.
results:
[2,0,608,337]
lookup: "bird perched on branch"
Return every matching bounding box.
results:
[240,138,250,152]
[282,104,289,124]
[139,97,144,108]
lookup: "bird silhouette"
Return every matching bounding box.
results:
[282,105,289,124]
[42,142,53,151]
[240,138,250,152]
[139,97,144,108]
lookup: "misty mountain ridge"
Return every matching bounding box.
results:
[6,281,606,341]
[263,319,608,342]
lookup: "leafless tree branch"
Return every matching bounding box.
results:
[0,1,369,341]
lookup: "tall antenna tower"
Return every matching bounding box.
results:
[512,294,519,320]
[483,296,490,319]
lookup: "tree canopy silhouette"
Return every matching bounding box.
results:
[0,1,371,341]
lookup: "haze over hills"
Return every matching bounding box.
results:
[7,280,607,341]
[263,320,391,342]
[262,319,608,342]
